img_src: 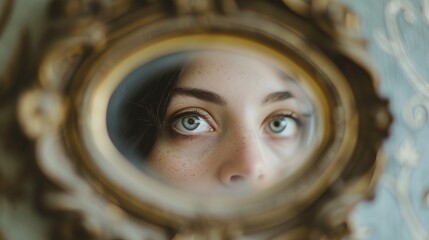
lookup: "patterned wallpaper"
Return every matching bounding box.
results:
[0,2,51,240]
[341,0,429,239]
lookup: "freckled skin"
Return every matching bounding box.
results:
[148,52,314,194]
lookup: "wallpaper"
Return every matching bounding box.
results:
[342,0,429,239]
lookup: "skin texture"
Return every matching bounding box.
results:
[147,52,313,194]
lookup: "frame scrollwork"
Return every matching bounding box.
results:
[16,0,391,239]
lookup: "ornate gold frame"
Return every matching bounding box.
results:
[16,0,391,239]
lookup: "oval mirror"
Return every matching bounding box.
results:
[17,0,392,239]
[107,48,319,194]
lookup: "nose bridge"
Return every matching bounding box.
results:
[236,128,264,165]
[219,125,270,185]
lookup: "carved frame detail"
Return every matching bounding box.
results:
[15,0,391,239]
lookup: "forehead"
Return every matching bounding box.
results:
[177,52,291,92]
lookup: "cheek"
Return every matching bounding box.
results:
[266,139,303,168]
[147,138,218,184]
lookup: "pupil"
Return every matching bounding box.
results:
[274,121,281,128]
[187,118,195,125]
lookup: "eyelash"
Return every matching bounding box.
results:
[167,109,210,123]
[165,109,215,135]
[263,112,302,139]
[164,108,305,141]
[266,112,302,126]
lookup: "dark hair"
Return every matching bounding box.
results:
[107,57,183,160]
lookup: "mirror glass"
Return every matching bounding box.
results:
[107,49,318,195]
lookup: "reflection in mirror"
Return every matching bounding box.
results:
[107,50,317,194]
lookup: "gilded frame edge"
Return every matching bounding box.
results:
[15,0,392,239]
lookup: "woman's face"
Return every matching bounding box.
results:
[148,52,313,194]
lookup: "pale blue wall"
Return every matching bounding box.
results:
[0,1,51,240]
[342,0,429,239]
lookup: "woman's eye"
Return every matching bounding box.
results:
[266,115,299,137]
[171,114,213,135]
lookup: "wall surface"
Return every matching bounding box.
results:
[341,0,429,239]
[1,0,429,239]
[0,1,51,240]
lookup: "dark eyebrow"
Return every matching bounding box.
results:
[173,87,227,105]
[262,91,293,104]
